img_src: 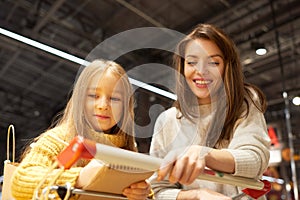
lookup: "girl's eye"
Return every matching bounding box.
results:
[88,94,98,98]
[111,97,121,101]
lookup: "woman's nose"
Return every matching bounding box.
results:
[195,62,208,74]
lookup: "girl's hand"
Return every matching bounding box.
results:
[122,180,152,200]
[157,145,212,185]
[76,159,103,188]
[178,188,232,200]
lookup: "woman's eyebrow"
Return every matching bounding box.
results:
[185,55,198,58]
[185,54,224,61]
[209,54,224,59]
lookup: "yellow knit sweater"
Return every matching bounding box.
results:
[11,125,128,199]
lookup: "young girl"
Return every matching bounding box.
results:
[150,24,271,199]
[11,59,151,200]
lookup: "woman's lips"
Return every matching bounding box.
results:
[193,78,212,88]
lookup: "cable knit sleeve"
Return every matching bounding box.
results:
[11,129,82,200]
[225,94,271,178]
[149,108,182,200]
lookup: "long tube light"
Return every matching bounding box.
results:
[0,27,177,100]
[0,27,86,65]
[129,78,176,100]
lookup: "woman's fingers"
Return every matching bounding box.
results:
[157,162,174,181]
[158,145,210,184]
[184,160,205,184]
[157,148,181,181]
[171,155,205,185]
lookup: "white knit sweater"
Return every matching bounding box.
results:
[149,96,270,199]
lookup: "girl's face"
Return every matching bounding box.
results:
[184,38,225,105]
[85,70,124,133]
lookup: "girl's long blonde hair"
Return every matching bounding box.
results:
[59,59,136,151]
[25,59,136,155]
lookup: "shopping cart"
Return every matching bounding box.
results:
[35,136,271,199]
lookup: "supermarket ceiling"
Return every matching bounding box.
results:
[0,0,299,156]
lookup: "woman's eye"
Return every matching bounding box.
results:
[208,61,220,66]
[186,61,197,66]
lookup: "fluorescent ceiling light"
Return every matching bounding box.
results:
[0,27,177,100]
[0,27,86,65]
[129,78,177,100]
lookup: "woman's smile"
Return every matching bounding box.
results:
[193,77,213,88]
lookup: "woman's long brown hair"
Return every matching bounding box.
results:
[174,24,266,146]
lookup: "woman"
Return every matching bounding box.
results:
[150,24,270,199]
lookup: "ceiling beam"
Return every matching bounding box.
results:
[33,0,67,33]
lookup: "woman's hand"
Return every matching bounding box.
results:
[157,145,212,185]
[122,180,152,200]
[177,188,232,200]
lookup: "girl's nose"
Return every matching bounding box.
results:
[96,97,109,110]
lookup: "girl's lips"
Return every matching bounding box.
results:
[94,114,110,119]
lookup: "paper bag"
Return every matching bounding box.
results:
[2,161,18,200]
[2,125,18,200]
[78,164,154,200]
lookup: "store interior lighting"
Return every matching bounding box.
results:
[252,41,268,56]
[0,27,177,101]
[292,96,300,106]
